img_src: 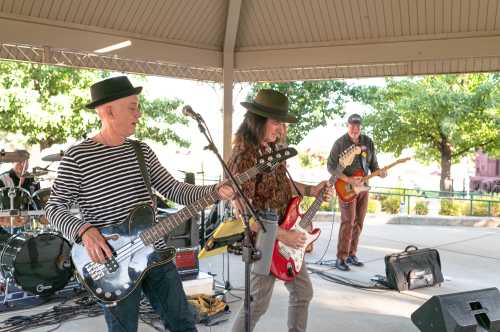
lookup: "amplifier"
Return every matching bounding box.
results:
[175,247,199,279]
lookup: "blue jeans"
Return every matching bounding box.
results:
[101,261,197,332]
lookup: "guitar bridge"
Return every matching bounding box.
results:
[84,262,105,281]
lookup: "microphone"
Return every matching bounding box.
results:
[182,105,201,121]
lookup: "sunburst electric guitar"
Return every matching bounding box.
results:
[270,145,361,281]
[71,147,297,304]
[335,157,411,202]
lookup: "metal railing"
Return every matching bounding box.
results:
[369,187,499,217]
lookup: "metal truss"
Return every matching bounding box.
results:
[0,43,223,82]
[2,43,498,83]
[233,56,500,83]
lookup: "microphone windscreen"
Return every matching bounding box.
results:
[252,212,279,276]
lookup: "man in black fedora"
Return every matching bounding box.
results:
[46,75,235,332]
[228,89,333,332]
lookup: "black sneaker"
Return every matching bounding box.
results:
[335,259,350,271]
[346,255,364,267]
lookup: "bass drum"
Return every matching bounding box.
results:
[0,232,74,296]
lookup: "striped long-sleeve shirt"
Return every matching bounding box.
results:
[45,138,215,243]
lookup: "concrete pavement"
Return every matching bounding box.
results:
[1,219,499,331]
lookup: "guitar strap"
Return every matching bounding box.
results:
[359,136,369,175]
[285,168,303,198]
[131,140,157,211]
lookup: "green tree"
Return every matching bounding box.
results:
[0,61,189,149]
[361,74,499,192]
[249,81,369,145]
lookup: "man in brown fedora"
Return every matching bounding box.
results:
[228,89,333,332]
[46,75,235,332]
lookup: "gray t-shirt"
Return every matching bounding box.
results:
[327,133,380,176]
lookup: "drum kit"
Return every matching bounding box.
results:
[0,149,74,300]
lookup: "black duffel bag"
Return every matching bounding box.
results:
[385,245,444,291]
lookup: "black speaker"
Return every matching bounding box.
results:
[411,288,500,332]
[160,213,199,248]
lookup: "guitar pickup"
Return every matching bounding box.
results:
[104,256,119,273]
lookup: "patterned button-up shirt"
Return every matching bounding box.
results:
[228,142,293,218]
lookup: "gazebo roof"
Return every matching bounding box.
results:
[0,0,499,82]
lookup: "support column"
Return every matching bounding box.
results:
[221,0,242,161]
[223,64,233,161]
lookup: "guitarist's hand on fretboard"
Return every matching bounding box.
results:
[216,182,236,200]
[311,180,334,202]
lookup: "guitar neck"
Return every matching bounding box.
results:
[298,169,341,229]
[363,158,409,181]
[140,167,259,245]
[140,167,258,246]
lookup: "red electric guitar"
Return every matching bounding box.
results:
[270,145,360,281]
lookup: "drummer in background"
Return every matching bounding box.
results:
[0,158,40,234]
[0,159,40,194]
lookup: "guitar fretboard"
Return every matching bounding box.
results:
[139,164,264,245]
[299,169,342,229]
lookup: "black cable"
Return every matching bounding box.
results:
[307,266,390,292]
[305,196,339,268]
[0,293,169,332]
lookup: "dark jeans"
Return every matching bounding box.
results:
[337,191,369,260]
[101,261,197,332]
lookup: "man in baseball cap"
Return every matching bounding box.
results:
[327,112,386,272]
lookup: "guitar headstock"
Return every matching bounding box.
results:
[257,147,298,173]
[339,145,362,168]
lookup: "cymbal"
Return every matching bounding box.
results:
[0,149,30,163]
[21,169,49,178]
[42,151,64,162]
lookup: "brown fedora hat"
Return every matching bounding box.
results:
[86,76,142,109]
[241,89,297,123]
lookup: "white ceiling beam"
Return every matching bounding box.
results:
[235,36,500,69]
[0,17,221,68]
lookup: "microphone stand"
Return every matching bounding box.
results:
[188,108,265,332]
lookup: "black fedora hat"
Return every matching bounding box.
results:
[86,76,142,109]
[241,89,297,123]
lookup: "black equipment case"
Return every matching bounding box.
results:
[385,245,444,291]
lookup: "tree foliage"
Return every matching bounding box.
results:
[249,81,370,145]
[360,73,499,191]
[0,61,189,149]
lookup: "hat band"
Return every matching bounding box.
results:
[253,101,288,116]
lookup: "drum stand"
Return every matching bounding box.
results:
[2,277,13,305]
[2,188,15,304]
[8,187,18,234]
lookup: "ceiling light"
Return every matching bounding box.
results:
[94,40,132,54]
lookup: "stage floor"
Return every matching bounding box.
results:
[0,219,499,331]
